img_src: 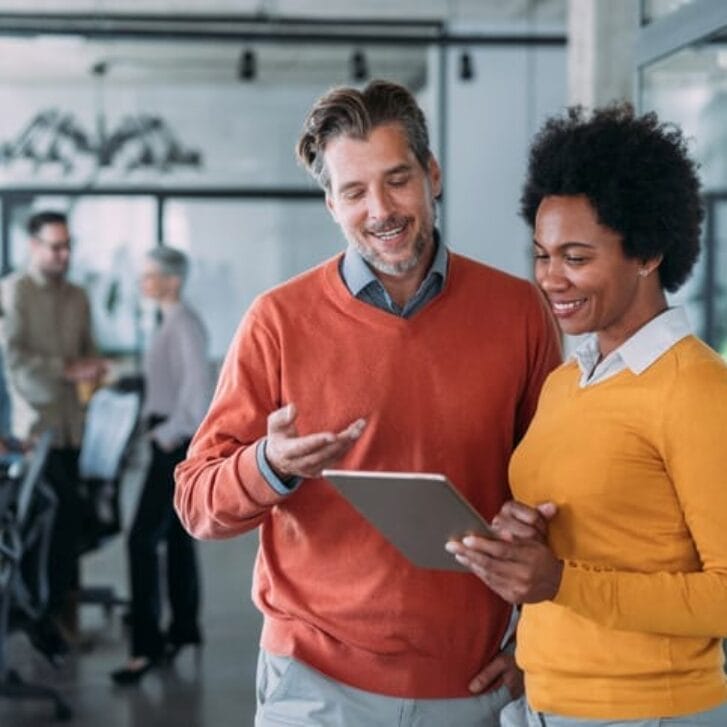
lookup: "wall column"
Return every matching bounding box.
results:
[568,0,640,107]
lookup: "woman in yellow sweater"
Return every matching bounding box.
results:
[447,104,727,726]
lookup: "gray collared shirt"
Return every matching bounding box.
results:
[257,235,450,493]
[573,307,692,387]
[143,300,214,449]
[339,236,449,317]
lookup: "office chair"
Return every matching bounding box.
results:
[0,430,73,721]
[77,381,142,616]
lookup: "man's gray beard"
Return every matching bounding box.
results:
[353,231,429,277]
[350,199,438,276]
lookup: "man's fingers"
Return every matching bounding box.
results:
[270,427,364,479]
[267,403,298,435]
[266,410,366,480]
[288,438,359,478]
[278,431,338,459]
[468,652,510,693]
[284,420,366,472]
[337,418,366,440]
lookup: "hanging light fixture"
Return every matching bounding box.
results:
[459,50,475,81]
[350,49,369,82]
[238,48,257,81]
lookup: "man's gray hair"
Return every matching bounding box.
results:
[147,245,189,283]
[296,79,432,191]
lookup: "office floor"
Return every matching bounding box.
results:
[9,445,724,727]
[0,443,262,726]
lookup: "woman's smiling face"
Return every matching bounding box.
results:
[533,194,663,356]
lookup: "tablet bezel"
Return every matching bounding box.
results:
[322,469,494,572]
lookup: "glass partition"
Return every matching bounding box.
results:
[641,0,696,24]
[7,195,156,354]
[640,23,727,352]
[0,29,436,360]
[709,197,727,356]
[0,36,434,190]
[163,198,339,360]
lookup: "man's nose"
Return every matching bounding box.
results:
[367,185,394,220]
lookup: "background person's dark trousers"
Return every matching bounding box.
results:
[127,438,200,660]
[44,447,81,630]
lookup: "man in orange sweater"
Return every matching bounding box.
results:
[175,80,560,726]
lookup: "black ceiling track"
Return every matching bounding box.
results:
[0,12,565,46]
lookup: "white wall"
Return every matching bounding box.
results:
[0,40,567,357]
[445,44,567,279]
[0,82,323,188]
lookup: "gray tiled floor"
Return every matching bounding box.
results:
[0,444,263,726]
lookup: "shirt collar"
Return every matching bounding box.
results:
[28,265,68,289]
[573,307,692,378]
[340,229,448,297]
[160,300,182,317]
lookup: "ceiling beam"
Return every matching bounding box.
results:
[0,12,565,46]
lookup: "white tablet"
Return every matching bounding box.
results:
[322,469,495,572]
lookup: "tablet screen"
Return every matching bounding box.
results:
[322,469,494,571]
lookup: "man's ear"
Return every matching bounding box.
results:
[170,275,184,297]
[325,193,339,223]
[428,155,442,199]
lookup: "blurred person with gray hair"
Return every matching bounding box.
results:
[111,245,213,685]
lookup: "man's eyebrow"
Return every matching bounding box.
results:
[385,163,413,176]
[337,179,364,194]
[334,162,417,195]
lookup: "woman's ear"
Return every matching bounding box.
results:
[638,253,664,278]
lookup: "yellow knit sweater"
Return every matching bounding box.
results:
[510,335,727,719]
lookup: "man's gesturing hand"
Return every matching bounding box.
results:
[265,403,366,481]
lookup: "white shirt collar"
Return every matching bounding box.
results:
[573,307,692,386]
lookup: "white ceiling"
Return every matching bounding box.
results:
[0,0,565,23]
[0,0,566,85]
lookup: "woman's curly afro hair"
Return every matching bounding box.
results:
[520,103,703,293]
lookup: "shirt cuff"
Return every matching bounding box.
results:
[499,605,519,651]
[256,438,303,495]
[150,422,181,452]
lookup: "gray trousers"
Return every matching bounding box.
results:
[255,650,513,727]
[500,696,727,727]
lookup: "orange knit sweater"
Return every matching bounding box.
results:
[175,252,560,698]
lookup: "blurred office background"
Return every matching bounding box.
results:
[0,0,725,724]
[0,0,724,360]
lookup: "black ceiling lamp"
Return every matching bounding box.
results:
[459,50,475,81]
[350,49,368,83]
[238,48,257,81]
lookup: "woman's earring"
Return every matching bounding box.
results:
[638,268,649,278]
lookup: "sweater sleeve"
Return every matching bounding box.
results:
[174,300,289,539]
[515,284,562,444]
[552,356,727,638]
[78,290,98,359]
